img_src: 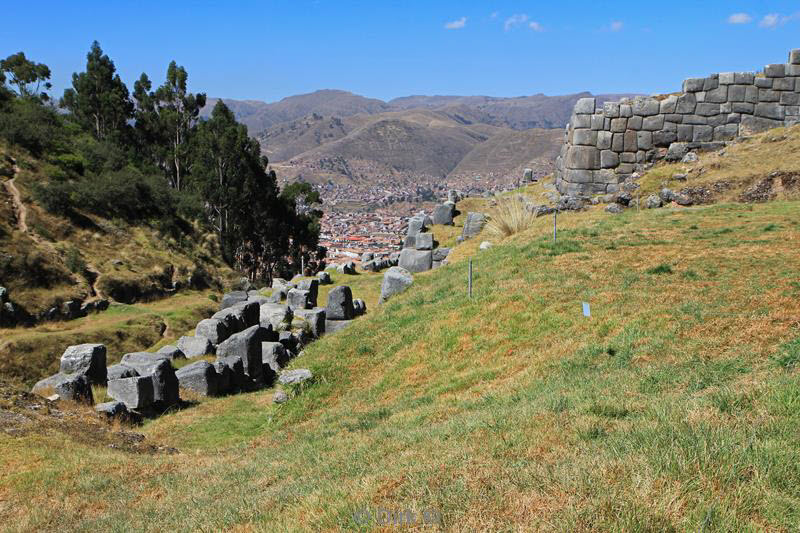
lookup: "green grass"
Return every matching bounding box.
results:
[3,200,800,530]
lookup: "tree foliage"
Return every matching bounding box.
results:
[0,42,323,282]
[61,42,133,142]
[0,52,52,101]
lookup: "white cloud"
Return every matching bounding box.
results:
[529,21,543,32]
[759,13,780,28]
[610,20,624,32]
[727,13,752,24]
[504,14,528,31]
[445,16,466,30]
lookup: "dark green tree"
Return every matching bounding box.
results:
[0,52,52,101]
[61,41,133,141]
[280,181,324,271]
[153,61,206,191]
[193,100,258,257]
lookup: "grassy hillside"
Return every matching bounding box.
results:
[3,189,800,529]
[0,142,236,320]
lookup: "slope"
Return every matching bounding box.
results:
[3,175,800,529]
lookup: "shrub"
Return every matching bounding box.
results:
[64,246,85,274]
[646,263,673,275]
[487,195,536,239]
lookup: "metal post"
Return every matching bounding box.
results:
[301,256,305,276]
[468,259,473,298]
[553,210,558,243]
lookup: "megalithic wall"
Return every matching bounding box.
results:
[554,48,800,198]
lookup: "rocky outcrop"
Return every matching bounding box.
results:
[555,48,800,198]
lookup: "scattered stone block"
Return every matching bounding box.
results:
[326,286,354,320]
[32,373,94,403]
[461,212,487,239]
[296,279,319,307]
[176,361,219,396]
[59,344,107,384]
[216,325,272,386]
[107,364,138,381]
[353,299,367,317]
[108,376,154,410]
[415,232,434,250]
[95,401,130,420]
[120,353,179,408]
[220,291,248,310]
[195,318,229,345]
[157,345,185,362]
[177,335,214,358]
[278,369,314,386]
[262,342,290,373]
[317,271,332,285]
[273,390,288,404]
[287,289,312,311]
[260,303,293,331]
[293,307,326,338]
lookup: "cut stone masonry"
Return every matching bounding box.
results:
[554,48,800,197]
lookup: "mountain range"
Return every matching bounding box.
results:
[201,89,639,185]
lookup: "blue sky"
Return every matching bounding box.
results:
[2,1,799,103]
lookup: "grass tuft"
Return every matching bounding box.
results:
[486,195,536,240]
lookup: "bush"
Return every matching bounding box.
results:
[64,246,85,274]
[646,263,673,275]
[487,195,537,239]
[0,98,65,156]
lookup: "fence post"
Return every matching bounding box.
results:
[553,210,558,243]
[468,259,473,298]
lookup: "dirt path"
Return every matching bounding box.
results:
[4,165,27,233]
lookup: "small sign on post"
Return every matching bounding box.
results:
[582,302,591,317]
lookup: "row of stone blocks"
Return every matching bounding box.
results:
[30,280,368,418]
[398,204,455,273]
[555,48,800,196]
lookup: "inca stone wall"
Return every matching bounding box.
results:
[555,48,800,197]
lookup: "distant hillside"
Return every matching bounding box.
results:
[212,89,638,187]
[203,90,389,134]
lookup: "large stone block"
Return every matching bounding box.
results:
[177,335,214,358]
[216,325,272,386]
[635,130,653,150]
[773,78,795,91]
[684,115,708,125]
[759,89,779,102]
[119,353,179,408]
[642,115,664,131]
[755,77,773,89]
[741,114,786,133]
[603,102,620,118]
[326,285,355,320]
[287,288,312,311]
[260,303,293,331]
[619,104,632,117]
[415,232,434,250]
[406,215,426,237]
[714,124,739,141]
[296,279,319,307]
[462,212,487,239]
[574,97,596,114]
[398,249,433,274]
[765,64,786,78]
[654,96,674,115]
[564,169,593,183]
[232,301,260,329]
[790,49,800,65]
[293,307,326,337]
[692,125,713,142]
[431,203,455,225]
[176,361,219,396]
[262,342,290,373]
[718,72,735,85]
[591,114,604,130]
[157,345,185,362]
[566,146,600,170]
[780,92,800,106]
[755,103,785,120]
[683,78,705,92]
[696,103,720,116]
[220,291,248,310]
[107,376,153,410]
[704,76,719,90]
[215,356,246,392]
[32,373,94,403]
[610,118,627,132]
[727,85,746,102]
[705,86,728,103]
[627,116,643,130]
[623,130,638,152]
[107,364,138,380]
[653,130,678,147]
[600,150,619,168]
[571,114,590,128]
[195,318,229,345]
[573,129,597,146]
[676,93,697,114]
[597,131,613,150]
[611,133,624,152]
[60,344,107,384]
[734,72,756,84]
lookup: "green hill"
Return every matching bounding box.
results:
[4,121,800,528]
